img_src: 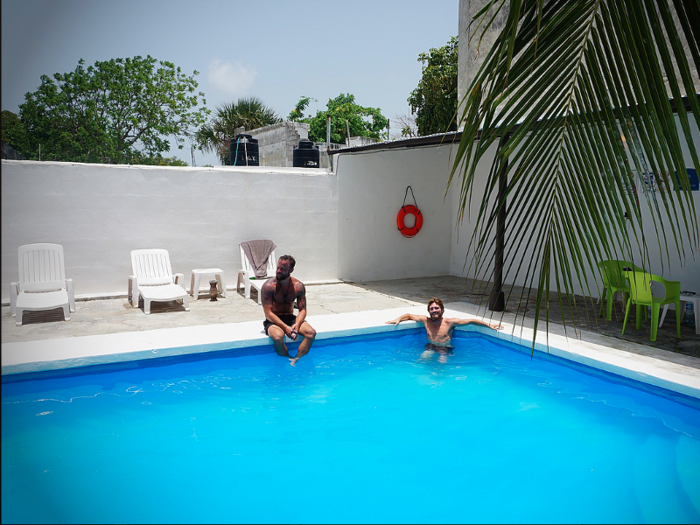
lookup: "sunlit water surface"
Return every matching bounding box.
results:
[2,330,700,524]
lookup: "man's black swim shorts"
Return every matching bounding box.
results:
[263,314,297,335]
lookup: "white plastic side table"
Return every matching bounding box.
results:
[659,293,699,335]
[190,268,227,300]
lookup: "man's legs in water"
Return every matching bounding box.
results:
[266,325,290,357]
[289,322,317,365]
[267,322,317,365]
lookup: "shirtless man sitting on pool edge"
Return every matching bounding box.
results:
[261,255,316,366]
[386,297,502,347]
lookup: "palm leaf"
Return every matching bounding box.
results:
[450,0,700,348]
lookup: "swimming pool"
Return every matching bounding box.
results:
[3,329,700,523]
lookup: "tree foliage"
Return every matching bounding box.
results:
[393,112,419,138]
[17,56,209,164]
[197,97,281,165]
[452,0,699,344]
[408,36,458,136]
[287,96,316,122]
[1,110,30,155]
[130,153,190,166]
[289,93,388,143]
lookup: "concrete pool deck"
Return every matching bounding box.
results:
[2,277,700,399]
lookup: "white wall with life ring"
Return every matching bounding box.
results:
[337,146,455,281]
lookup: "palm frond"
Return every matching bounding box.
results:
[451,0,700,347]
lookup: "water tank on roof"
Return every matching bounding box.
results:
[230,134,259,166]
[293,139,320,168]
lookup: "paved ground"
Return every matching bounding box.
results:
[356,277,700,359]
[1,281,419,344]
[3,276,699,363]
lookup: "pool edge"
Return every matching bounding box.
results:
[3,306,700,400]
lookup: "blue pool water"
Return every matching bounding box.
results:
[2,330,700,524]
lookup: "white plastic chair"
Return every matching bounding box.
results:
[128,249,189,314]
[10,243,75,326]
[237,244,276,304]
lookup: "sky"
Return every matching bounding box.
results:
[1,0,458,166]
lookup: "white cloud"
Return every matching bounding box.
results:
[207,58,257,95]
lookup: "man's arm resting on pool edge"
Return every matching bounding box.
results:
[385,313,426,326]
[448,317,503,330]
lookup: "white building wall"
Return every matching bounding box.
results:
[455,0,700,299]
[336,144,457,281]
[636,117,700,293]
[1,161,338,302]
[449,115,700,297]
[449,141,499,279]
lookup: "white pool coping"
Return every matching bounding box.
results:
[2,306,700,401]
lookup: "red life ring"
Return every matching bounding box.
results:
[397,205,423,238]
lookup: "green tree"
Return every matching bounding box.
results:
[18,56,209,164]
[155,157,189,167]
[408,36,458,136]
[1,110,30,156]
[129,152,190,166]
[451,0,699,344]
[197,97,281,165]
[287,96,316,122]
[289,93,388,144]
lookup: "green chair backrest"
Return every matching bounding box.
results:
[598,260,637,289]
[624,270,653,304]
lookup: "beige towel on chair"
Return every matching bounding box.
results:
[241,240,277,279]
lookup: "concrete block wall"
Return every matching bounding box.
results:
[347,136,378,147]
[245,121,309,167]
[248,121,337,170]
[313,143,343,169]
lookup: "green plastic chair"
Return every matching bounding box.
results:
[597,260,641,321]
[621,270,681,341]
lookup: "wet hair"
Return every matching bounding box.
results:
[427,297,444,313]
[278,254,296,270]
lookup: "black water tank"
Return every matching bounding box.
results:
[293,139,320,168]
[230,134,259,166]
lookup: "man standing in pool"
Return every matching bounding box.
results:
[261,255,316,366]
[386,297,502,347]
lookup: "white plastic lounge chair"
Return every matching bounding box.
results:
[10,243,75,326]
[237,243,276,304]
[128,249,189,314]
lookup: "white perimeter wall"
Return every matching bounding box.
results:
[337,144,458,281]
[3,113,698,304]
[1,161,338,302]
[336,113,699,296]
